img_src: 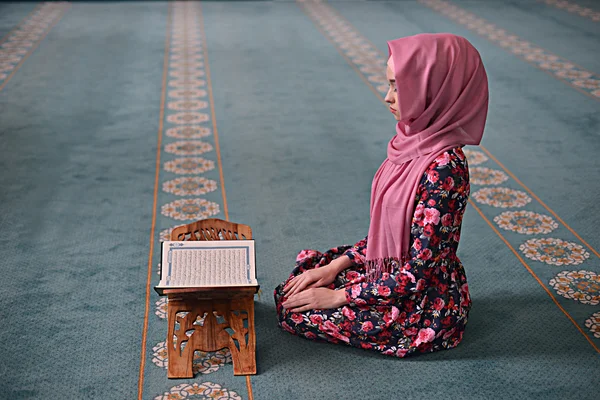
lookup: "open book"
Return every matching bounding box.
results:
[155,240,258,295]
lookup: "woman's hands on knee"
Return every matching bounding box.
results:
[284,256,351,297]
[283,265,336,297]
[282,287,348,312]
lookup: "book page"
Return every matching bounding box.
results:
[157,240,257,288]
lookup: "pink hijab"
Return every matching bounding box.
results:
[365,33,489,280]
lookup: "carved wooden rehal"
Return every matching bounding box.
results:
[165,218,258,378]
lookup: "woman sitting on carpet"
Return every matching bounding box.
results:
[274,33,489,357]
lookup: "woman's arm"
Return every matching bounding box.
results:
[325,236,368,274]
[282,236,368,309]
[345,151,469,307]
[284,236,367,296]
[340,236,368,269]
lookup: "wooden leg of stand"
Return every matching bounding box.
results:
[165,296,257,378]
[167,300,194,379]
[229,297,257,375]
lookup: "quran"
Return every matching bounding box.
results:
[155,240,258,295]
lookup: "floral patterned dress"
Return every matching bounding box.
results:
[274,147,472,357]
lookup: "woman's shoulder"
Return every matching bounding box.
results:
[421,146,469,187]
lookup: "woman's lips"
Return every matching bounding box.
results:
[390,107,397,113]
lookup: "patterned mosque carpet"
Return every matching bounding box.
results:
[0,0,599,399]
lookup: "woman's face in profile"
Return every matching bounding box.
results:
[385,57,401,121]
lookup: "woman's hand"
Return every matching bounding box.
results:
[282,288,348,313]
[284,256,352,297]
[284,263,337,297]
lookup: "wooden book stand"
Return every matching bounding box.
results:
[164,219,258,378]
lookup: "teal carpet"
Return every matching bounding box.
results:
[0,1,598,399]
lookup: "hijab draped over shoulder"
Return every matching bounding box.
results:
[366,33,489,280]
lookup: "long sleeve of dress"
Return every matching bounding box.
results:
[343,236,368,266]
[345,150,470,307]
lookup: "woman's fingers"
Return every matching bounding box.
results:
[284,276,297,292]
[296,278,311,294]
[285,281,300,297]
[290,305,311,313]
[288,274,314,296]
[284,288,341,313]
[283,277,297,293]
[284,270,324,296]
[282,296,301,310]
[306,279,324,289]
[282,290,310,309]
[288,278,307,297]
[284,275,303,293]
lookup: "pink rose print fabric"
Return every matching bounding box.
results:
[274,147,472,357]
